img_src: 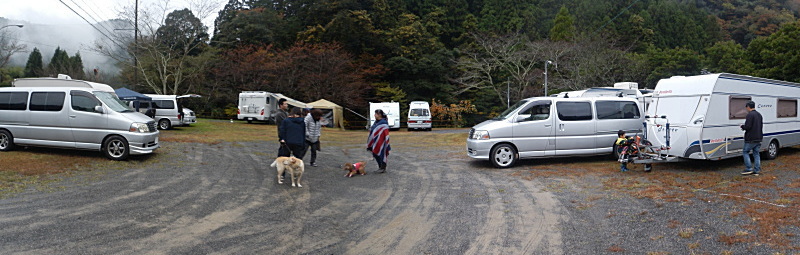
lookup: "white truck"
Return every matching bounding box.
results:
[369,102,401,130]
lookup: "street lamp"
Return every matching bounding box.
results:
[544,60,555,96]
[0,24,23,30]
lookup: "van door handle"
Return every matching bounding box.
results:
[69,115,76,118]
[544,124,552,127]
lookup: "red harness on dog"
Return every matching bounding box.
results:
[353,162,363,170]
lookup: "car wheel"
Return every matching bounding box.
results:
[158,119,172,130]
[102,135,129,160]
[490,144,517,168]
[612,143,620,159]
[765,140,779,160]
[0,130,14,151]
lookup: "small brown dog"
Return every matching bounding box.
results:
[343,161,367,177]
[270,156,305,187]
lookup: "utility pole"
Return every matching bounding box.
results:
[544,60,554,96]
[134,0,139,89]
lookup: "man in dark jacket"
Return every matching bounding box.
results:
[740,101,763,176]
[275,98,290,157]
[279,107,307,160]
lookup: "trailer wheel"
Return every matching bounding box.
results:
[0,130,14,151]
[765,140,779,160]
[491,144,517,168]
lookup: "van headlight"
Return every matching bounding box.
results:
[471,130,490,140]
[130,123,150,133]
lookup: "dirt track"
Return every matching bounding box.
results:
[0,128,796,254]
[0,137,566,254]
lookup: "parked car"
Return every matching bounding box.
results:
[182,107,197,126]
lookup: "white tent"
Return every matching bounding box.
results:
[308,99,345,130]
[273,93,311,109]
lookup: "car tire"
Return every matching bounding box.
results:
[102,135,129,160]
[490,144,517,168]
[612,143,620,159]
[158,119,172,130]
[0,129,14,151]
[764,140,779,160]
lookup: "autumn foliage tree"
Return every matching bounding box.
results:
[214,42,385,109]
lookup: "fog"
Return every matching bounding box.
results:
[3,18,129,79]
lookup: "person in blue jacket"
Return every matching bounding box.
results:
[279,107,307,159]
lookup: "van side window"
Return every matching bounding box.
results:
[777,99,797,118]
[519,102,551,121]
[153,100,175,109]
[596,101,640,119]
[729,97,751,119]
[29,92,66,111]
[0,92,28,110]
[556,101,592,121]
[71,92,101,112]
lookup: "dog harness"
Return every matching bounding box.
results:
[353,162,363,170]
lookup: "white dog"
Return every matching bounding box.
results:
[270,156,305,187]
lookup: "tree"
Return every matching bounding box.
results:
[24,48,44,77]
[68,52,85,79]
[643,46,703,87]
[703,40,753,74]
[0,26,26,69]
[156,8,209,56]
[746,21,800,82]
[549,6,575,41]
[47,47,70,76]
[213,7,291,48]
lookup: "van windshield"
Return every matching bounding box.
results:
[95,91,133,113]
[493,100,528,120]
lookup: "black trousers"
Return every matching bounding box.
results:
[305,140,320,164]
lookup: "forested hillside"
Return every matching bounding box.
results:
[9,0,800,123]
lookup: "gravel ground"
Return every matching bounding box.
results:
[0,132,797,254]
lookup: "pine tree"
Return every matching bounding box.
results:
[24,47,43,77]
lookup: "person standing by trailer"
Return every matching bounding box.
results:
[740,101,763,176]
[367,109,391,173]
[305,109,323,167]
[275,98,289,157]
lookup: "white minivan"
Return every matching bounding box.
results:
[467,96,643,168]
[0,82,159,160]
[407,101,432,131]
[138,94,201,130]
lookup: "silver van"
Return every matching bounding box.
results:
[467,97,643,168]
[138,94,200,130]
[0,85,159,160]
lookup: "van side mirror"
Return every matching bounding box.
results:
[515,115,530,122]
[94,105,104,113]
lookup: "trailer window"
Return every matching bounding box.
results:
[596,101,640,119]
[557,101,592,121]
[0,92,28,110]
[729,97,751,119]
[777,99,797,118]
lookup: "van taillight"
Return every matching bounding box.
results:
[260,109,264,115]
[238,109,240,114]
[177,114,182,120]
[423,120,432,123]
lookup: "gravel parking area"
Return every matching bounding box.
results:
[0,128,797,254]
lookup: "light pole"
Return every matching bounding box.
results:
[544,60,554,96]
[0,24,23,30]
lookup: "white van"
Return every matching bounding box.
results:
[369,102,401,130]
[138,94,200,130]
[0,84,159,160]
[407,101,432,131]
[467,96,643,168]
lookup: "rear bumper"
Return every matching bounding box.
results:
[407,121,431,129]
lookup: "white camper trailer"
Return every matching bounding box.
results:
[238,91,276,123]
[642,73,800,162]
[369,102,401,130]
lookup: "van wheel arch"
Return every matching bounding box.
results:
[102,135,130,160]
[490,143,518,168]
[0,129,15,151]
[158,119,172,130]
[764,139,779,160]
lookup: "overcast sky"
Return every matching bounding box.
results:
[0,0,222,28]
[0,0,224,72]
